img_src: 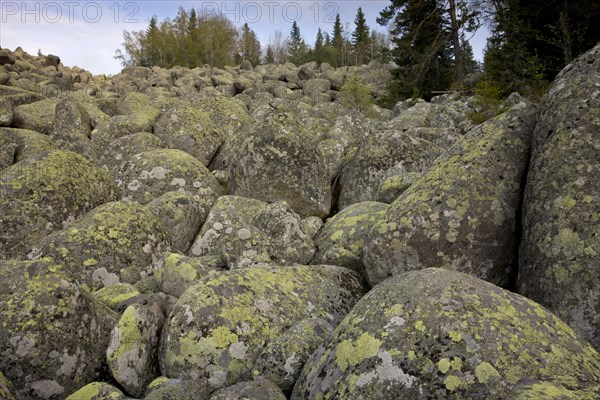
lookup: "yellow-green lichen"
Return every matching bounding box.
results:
[108,306,142,361]
[475,362,500,384]
[335,333,382,371]
[444,375,462,391]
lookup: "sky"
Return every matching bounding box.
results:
[1,1,489,75]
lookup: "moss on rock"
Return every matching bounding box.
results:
[65,382,126,400]
[292,268,600,399]
[0,127,56,169]
[0,371,19,400]
[92,283,141,311]
[159,265,367,389]
[107,303,165,397]
[12,97,59,134]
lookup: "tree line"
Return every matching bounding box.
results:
[115,7,392,70]
[378,0,600,100]
[116,1,600,101]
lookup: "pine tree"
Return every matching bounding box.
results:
[265,45,275,64]
[288,21,307,65]
[238,23,261,66]
[314,28,325,63]
[141,16,162,67]
[352,7,371,65]
[379,0,478,98]
[331,14,344,66]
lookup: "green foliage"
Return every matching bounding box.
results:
[378,0,453,100]
[341,72,374,114]
[237,23,261,66]
[288,21,308,65]
[116,7,392,69]
[265,45,275,64]
[466,79,504,124]
[115,8,238,69]
[352,7,372,65]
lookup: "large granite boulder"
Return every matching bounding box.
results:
[518,42,600,349]
[154,105,221,166]
[159,265,367,390]
[312,202,388,273]
[363,102,537,288]
[338,130,440,211]
[292,268,600,399]
[0,150,116,259]
[0,259,119,399]
[113,148,221,205]
[227,112,331,218]
[28,201,170,289]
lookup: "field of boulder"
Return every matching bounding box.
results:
[0,43,599,400]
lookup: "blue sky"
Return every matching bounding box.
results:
[1,1,489,75]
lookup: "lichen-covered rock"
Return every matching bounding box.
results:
[228,112,331,218]
[0,127,56,169]
[303,78,332,98]
[312,202,388,273]
[0,371,19,400]
[518,43,600,349]
[90,92,161,147]
[12,97,59,134]
[511,380,600,400]
[107,303,165,397]
[252,318,333,392]
[192,96,251,140]
[292,268,600,400]
[154,106,221,166]
[65,382,126,400]
[363,102,537,288]
[253,202,316,265]
[147,191,211,253]
[188,195,269,263]
[92,283,141,311]
[376,172,422,204]
[338,129,442,210]
[144,378,212,400]
[0,260,119,400]
[114,149,221,205]
[0,150,116,259]
[29,201,170,289]
[50,95,97,160]
[97,131,164,171]
[0,97,13,126]
[154,252,225,298]
[209,378,286,400]
[159,265,367,389]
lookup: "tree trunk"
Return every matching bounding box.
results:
[448,0,464,88]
